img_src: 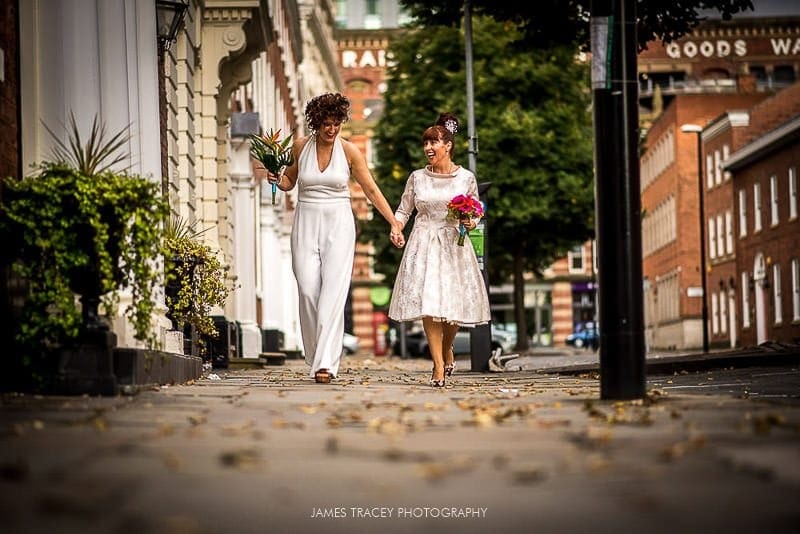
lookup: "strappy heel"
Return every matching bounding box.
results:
[444,346,456,377]
[430,368,445,388]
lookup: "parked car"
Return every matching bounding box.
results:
[393,325,513,358]
[565,326,599,350]
[343,332,360,355]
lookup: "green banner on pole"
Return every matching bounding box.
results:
[468,226,484,257]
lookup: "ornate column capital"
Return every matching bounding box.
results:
[200,2,270,122]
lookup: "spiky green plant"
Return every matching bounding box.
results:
[1,113,168,358]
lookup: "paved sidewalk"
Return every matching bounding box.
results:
[0,355,798,534]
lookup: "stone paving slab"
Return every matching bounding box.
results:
[0,355,798,534]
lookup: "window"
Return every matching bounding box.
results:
[364,0,381,29]
[716,214,724,258]
[334,0,347,27]
[366,138,375,168]
[706,154,714,189]
[723,144,731,181]
[738,189,747,237]
[750,65,767,81]
[742,271,751,328]
[754,183,762,232]
[774,65,796,84]
[708,218,716,258]
[568,245,585,273]
[720,290,727,334]
[773,264,782,324]
[792,258,800,321]
[397,10,412,26]
[725,210,733,254]
[770,174,779,226]
[714,150,722,185]
[790,167,797,220]
[711,292,719,334]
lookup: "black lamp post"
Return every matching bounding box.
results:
[156,0,189,53]
[681,123,710,353]
[155,0,188,197]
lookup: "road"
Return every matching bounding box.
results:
[649,365,800,404]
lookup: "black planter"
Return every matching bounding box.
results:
[57,222,124,396]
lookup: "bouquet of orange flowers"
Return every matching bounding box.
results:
[447,194,484,246]
[249,129,294,204]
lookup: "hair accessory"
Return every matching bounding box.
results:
[443,119,458,134]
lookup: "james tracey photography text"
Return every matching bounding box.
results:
[310,507,488,519]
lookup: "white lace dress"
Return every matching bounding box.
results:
[388,166,491,326]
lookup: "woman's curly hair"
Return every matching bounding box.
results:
[304,93,351,133]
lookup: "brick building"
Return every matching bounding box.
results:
[544,242,597,348]
[723,82,800,346]
[638,10,800,350]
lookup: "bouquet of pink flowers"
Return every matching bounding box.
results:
[249,128,294,204]
[447,194,484,246]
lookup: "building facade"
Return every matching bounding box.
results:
[1,0,343,364]
[724,83,800,346]
[638,10,800,350]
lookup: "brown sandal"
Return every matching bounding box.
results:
[314,369,332,384]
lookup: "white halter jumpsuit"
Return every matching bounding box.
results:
[291,135,354,378]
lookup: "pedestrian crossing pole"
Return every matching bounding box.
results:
[591,0,646,399]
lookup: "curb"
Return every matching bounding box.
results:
[533,346,800,376]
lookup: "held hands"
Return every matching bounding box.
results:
[266,170,280,185]
[460,216,476,231]
[389,221,405,249]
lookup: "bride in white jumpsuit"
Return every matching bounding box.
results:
[267,93,403,383]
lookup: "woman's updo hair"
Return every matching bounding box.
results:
[305,93,351,133]
[422,112,459,155]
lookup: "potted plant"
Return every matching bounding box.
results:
[163,216,232,356]
[0,113,168,392]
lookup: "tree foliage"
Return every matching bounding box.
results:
[399,0,755,51]
[362,16,595,290]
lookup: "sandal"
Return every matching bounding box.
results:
[314,369,332,384]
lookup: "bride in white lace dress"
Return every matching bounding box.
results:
[388,113,490,387]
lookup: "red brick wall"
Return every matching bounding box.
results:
[742,83,800,144]
[735,138,800,346]
[704,121,738,346]
[0,0,19,349]
[0,0,19,184]
[642,94,769,324]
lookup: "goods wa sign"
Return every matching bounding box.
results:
[666,37,800,59]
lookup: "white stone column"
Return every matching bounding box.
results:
[259,184,302,351]
[229,137,262,358]
[259,186,284,330]
[280,228,303,352]
[21,0,160,179]
[19,0,168,348]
